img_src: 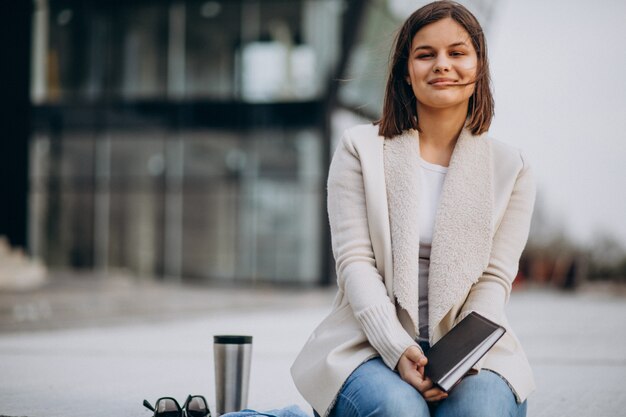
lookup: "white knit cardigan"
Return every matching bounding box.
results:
[291,124,536,417]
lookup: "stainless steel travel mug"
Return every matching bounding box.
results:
[213,335,253,416]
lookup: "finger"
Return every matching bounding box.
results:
[416,377,433,393]
[403,377,424,391]
[423,387,446,398]
[398,357,421,376]
[400,369,426,390]
[404,346,427,366]
[425,392,448,402]
[424,389,448,402]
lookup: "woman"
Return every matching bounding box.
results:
[291,1,535,416]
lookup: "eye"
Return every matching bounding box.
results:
[416,53,433,59]
[450,51,465,57]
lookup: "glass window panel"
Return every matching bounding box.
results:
[44,1,169,101]
[239,1,302,102]
[106,133,166,276]
[301,0,341,91]
[58,191,95,267]
[29,135,52,260]
[238,129,322,283]
[29,131,96,267]
[182,132,240,280]
[108,3,169,99]
[82,8,109,100]
[183,130,241,179]
[239,0,340,102]
[29,188,47,262]
[258,1,302,35]
[46,1,86,101]
[58,133,96,188]
[35,190,95,268]
[251,133,299,179]
[338,2,398,117]
[180,128,322,283]
[182,186,238,280]
[108,191,165,276]
[185,1,241,98]
[251,181,311,282]
[108,132,166,189]
[29,135,52,188]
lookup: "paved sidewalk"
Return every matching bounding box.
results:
[0,276,625,417]
[0,272,333,333]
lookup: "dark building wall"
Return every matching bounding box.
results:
[0,1,32,249]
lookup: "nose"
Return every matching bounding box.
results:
[433,55,451,73]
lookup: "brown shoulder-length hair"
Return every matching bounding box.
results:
[377,1,494,138]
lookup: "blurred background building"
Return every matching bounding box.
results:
[3,0,625,288]
[26,0,350,285]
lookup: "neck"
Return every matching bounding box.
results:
[414,102,468,166]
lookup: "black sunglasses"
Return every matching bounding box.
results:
[143,395,211,417]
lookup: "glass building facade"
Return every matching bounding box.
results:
[30,0,343,284]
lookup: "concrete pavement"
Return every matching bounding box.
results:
[0,275,625,417]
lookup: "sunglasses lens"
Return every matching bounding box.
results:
[155,398,182,417]
[186,396,209,417]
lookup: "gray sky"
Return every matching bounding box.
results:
[488,0,626,248]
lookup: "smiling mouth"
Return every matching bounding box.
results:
[428,78,457,86]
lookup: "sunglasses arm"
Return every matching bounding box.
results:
[143,399,156,412]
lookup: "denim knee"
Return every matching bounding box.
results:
[330,357,430,417]
[373,385,430,417]
[334,385,428,417]
[433,370,526,417]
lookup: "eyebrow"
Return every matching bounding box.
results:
[413,42,468,52]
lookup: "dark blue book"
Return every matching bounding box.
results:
[425,312,506,392]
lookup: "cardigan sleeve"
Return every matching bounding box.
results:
[327,130,419,369]
[454,150,536,368]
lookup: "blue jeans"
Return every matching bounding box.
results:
[317,353,527,417]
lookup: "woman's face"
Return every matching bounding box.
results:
[406,18,478,112]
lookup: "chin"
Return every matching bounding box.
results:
[416,93,472,110]
[420,100,468,110]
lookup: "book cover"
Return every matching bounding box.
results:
[424,311,506,392]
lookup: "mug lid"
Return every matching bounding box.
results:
[214,335,253,344]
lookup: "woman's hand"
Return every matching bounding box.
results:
[397,346,449,402]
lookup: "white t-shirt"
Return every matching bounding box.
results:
[419,158,448,245]
[417,157,448,343]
